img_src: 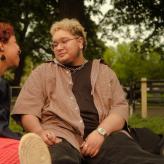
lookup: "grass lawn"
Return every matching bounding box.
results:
[9,117,23,134]
[10,114,164,134]
[128,114,164,134]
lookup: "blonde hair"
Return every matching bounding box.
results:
[50,18,87,50]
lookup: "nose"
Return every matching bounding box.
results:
[55,42,65,51]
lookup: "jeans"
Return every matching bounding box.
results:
[48,131,164,164]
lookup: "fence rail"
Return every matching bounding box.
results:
[128,78,164,118]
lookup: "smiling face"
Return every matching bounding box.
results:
[52,29,84,65]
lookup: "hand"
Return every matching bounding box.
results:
[80,130,105,157]
[36,129,62,145]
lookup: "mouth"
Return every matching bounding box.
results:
[57,53,66,58]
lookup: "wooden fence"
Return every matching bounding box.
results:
[128,78,164,118]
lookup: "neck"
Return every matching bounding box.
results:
[0,62,7,76]
[68,52,86,66]
[70,57,86,66]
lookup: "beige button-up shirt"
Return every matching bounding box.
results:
[12,59,129,151]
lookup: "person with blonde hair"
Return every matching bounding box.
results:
[12,18,164,164]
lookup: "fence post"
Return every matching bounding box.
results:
[141,78,147,118]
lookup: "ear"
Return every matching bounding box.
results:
[77,37,84,50]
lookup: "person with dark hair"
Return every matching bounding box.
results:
[12,18,164,164]
[0,22,21,139]
[0,22,21,164]
[0,22,51,164]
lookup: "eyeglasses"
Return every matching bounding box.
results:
[51,37,78,50]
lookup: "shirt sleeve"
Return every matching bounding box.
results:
[11,64,46,122]
[109,69,129,122]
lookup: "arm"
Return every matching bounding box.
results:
[21,115,43,134]
[12,65,60,144]
[97,113,125,136]
[21,114,62,145]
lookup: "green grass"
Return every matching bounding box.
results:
[9,117,23,134]
[9,115,164,134]
[128,114,164,134]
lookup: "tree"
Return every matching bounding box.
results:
[103,42,164,85]
[0,0,58,84]
[0,0,106,85]
[99,0,164,51]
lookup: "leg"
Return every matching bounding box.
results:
[129,127,164,155]
[49,138,82,164]
[85,132,164,164]
[0,137,19,164]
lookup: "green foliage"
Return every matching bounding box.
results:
[9,117,23,134]
[103,42,164,85]
[129,115,164,134]
[20,56,36,85]
[99,0,164,50]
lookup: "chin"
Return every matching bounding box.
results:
[57,58,70,65]
[12,62,20,68]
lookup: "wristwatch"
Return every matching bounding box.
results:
[97,127,107,138]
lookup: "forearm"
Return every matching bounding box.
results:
[98,113,125,136]
[21,114,43,133]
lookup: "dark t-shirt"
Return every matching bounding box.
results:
[66,61,99,139]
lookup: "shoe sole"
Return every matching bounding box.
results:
[19,133,51,164]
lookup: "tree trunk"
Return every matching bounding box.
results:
[58,0,86,26]
[11,51,25,85]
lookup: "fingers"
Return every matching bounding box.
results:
[81,142,88,155]
[38,130,61,146]
[56,137,62,143]
[46,132,56,144]
[42,133,54,145]
[81,141,99,157]
[91,149,99,158]
[47,132,62,144]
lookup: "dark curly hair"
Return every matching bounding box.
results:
[0,22,14,43]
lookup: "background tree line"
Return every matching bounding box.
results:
[0,0,163,86]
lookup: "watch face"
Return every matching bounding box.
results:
[98,128,106,136]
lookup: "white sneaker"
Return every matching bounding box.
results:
[19,133,51,164]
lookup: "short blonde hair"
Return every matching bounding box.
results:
[50,18,87,50]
